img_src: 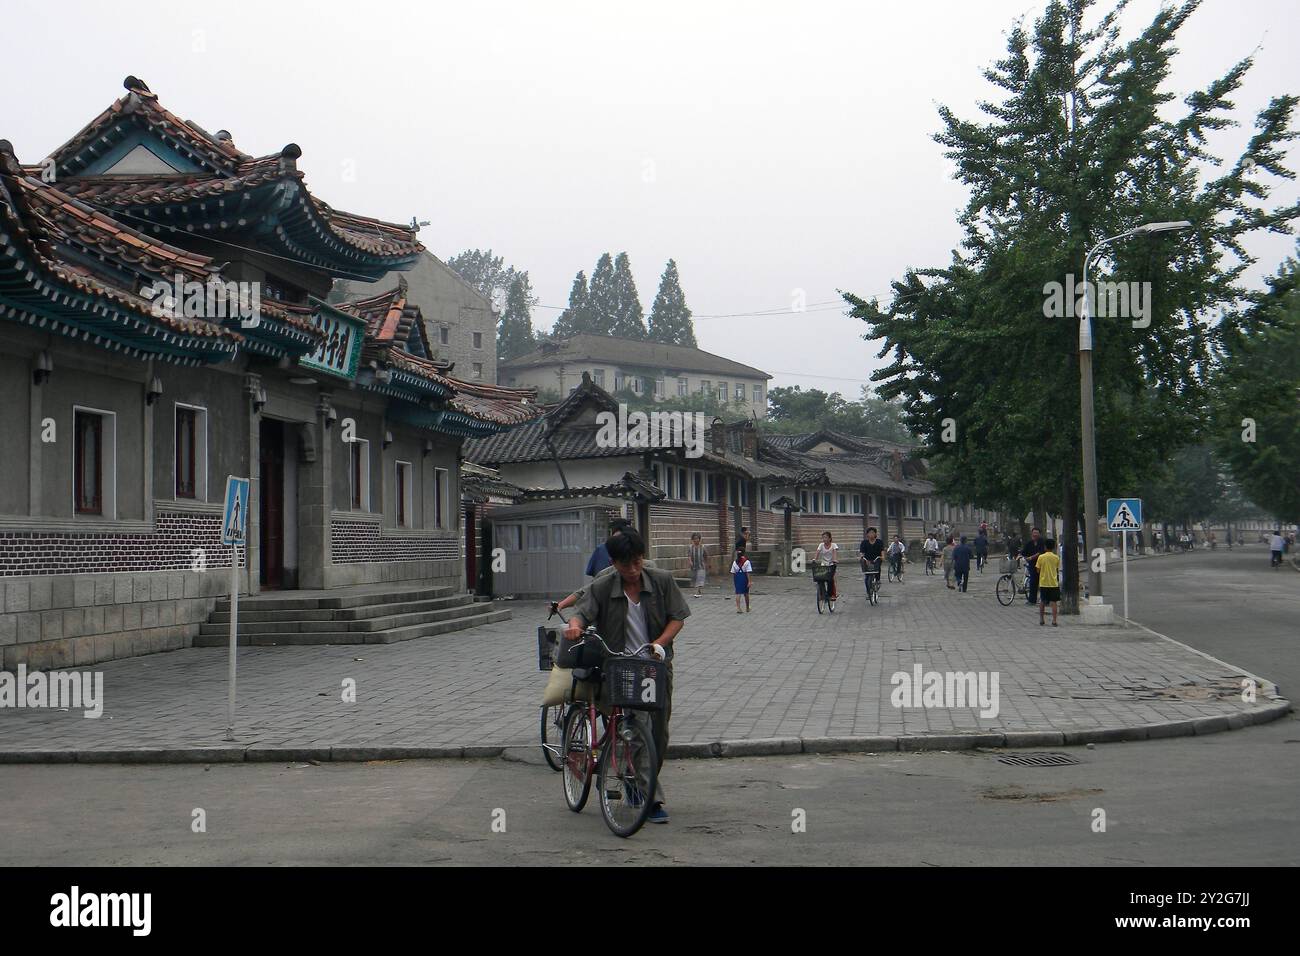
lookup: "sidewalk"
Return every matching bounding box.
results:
[0,569,1287,762]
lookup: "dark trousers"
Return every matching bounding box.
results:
[1027,568,1040,603]
[628,661,672,804]
[955,566,970,591]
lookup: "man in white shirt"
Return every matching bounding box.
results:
[1271,531,1286,567]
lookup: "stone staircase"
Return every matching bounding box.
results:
[193,585,510,647]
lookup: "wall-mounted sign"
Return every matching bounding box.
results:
[299,303,364,380]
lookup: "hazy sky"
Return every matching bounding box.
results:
[5,0,1297,393]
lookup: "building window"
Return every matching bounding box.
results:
[439,327,449,345]
[753,384,762,404]
[678,377,688,396]
[435,467,449,529]
[663,466,673,498]
[839,494,847,514]
[717,382,728,402]
[705,474,715,503]
[496,524,521,551]
[735,383,744,401]
[700,379,711,395]
[740,481,749,506]
[823,493,833,513]
[682,468,690,501]
[887,498,897,518]
[615,371,625,391]
[74,408,116,516]
[175,404,208,501]
[553,523,581,551]
[473,331,483,349]
[593,368,605,387]
[632,376,643,394]
[396,461,413,527]
[654,378,664,398]
[852,494,861,514]
[350,439,371,511]
[472,362,483,380]
[911,499,920,518]
[811,492,820,514]
[527,525,548,551]
[799,491,808,511]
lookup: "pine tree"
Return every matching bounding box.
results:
[647,259,696,346]
[609,252,647,339]
[552,271,591,339]
[497,274,536,362]
[586,253,618,335]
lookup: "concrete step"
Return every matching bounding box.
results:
[193,605,512,646]
[207,594,472,624]
[213,585,458,613]
[198,600,487,636]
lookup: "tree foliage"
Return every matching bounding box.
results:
[648,259,697,346]
[844,0,1299,608]
[497,274,537,363]
[766,386,912,442]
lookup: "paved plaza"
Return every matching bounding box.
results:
[0,564,1286,761]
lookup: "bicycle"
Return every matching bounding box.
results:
[862,557,882,606]
[537,615,566,772]
[995,559,1028,606]
[814,563,837,614]
[924,551,938,575]
[887,552,905,583]
[554,616,664,838]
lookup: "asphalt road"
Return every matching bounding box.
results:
[1117,545,1297,697]
[0,713,1296,866]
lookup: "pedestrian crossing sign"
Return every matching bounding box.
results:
[1107,498,1142,531]
[222,476,250,545]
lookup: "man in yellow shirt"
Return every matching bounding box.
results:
[1035,539,1061,626]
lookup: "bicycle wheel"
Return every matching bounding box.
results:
[540,704,565,772]
[996,574,1015,606]
[561,704,593,812]
[597,712,658,838]
[816,582,825,614]
[828,586,836,613]
[867,575,879,606]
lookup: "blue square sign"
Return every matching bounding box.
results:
[222,476,250,545]
[1106,498,1142,531]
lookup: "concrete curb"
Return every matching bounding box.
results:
[2,697,1289,765]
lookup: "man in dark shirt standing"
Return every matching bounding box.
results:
[858,526,885,595]
[952,535,973,592]
[585,517,632,578]
[1020,527,1046,606]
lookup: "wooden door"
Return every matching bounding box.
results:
[259,419,285,589]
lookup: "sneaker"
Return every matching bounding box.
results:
[1052,622,1058,627]
[745,606,750,613]
[649,803,670,824]
[736,609,743,614]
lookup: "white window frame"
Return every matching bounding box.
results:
[395,460,414,528]
[174,402,209,502]
[472,331,483,350]
[72,405,117,520]
[350,438,371,512]
[593,368,605,388]
[753,384,762,404]
[678,377,688,397]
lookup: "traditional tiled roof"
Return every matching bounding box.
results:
[460,462,522,503]
[449,378,543,429]
[0,140,241,364]
[519,472,666,502]
[47,78,424,280]
[335,277,430,356]
[791,452,932,495]
[500,333,772,380]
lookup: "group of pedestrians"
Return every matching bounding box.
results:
[921,526,990,592]
[1018,526,1061,625]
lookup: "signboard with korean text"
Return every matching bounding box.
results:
[298,304,364,381]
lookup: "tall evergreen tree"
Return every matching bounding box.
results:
[647,259,697,346]
[498,274,537,362]
[845,0,1299,611]
[586,253,618,335]
[552,270,591,339]
[445,248,526,307]
[609,252,647,339]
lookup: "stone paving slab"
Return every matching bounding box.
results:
[0,569,1287,761]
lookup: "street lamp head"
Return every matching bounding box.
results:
[1136,220,1192,235]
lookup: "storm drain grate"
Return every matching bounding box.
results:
[997,752,1081,768]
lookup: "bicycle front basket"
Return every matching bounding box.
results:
[603,657,667,711]
[812,566,836,583]
[537,626,559,672]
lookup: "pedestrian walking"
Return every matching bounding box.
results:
[1020,527,1046,605]
[953,535,973,592]
[732,549,752,613]
[942,536,956,589]
[1036,539,1061,626]
[688,532,708,597]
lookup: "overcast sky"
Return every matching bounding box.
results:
[5,0,1297,393]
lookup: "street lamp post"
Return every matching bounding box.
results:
[1078,220,1191,605]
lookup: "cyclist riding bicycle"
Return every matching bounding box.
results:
[859,527,885,594]
[815,531,839,603]
[923,533,940,571]
[887,535,907,580]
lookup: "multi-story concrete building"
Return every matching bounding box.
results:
[498,334,772,417]
[334,251,498,385]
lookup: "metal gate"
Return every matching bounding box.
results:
[486,498,620,599]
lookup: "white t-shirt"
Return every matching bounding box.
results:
[924,538,939,553]
[730,559,753,574]
[815,543,839,565]
[1272,534,1285,551]
[624,595,650,655]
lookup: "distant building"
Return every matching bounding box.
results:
[334,251,498,385]
[498,334,772,417]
